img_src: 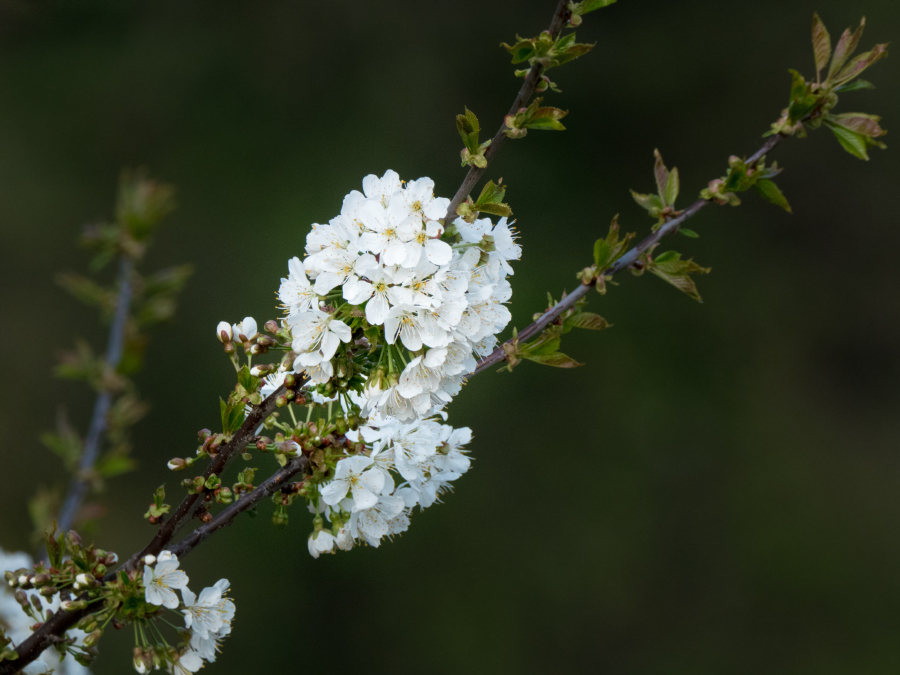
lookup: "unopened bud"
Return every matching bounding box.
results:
[276,395,288,408]
[83,629,102,648]
[284,373,296,389]
[167,458,186,471]
[60,600,87,611]
[264,319,279,334]
[199,512,213,524]
[40,585,57,598]
[216,321,232,343]
[284,389,295,401]
[143,554,156,566]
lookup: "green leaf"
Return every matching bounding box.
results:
[811,13,832,78]
[753,179,792,213]
[833,43,889,87]
[45,525,63,568]
[565,312,609,331]
[525,106,568,131]
[826,121,871,160]
[665,167,680,207]
[835,79,875,92]
[473,180,512,217]
[576,0,617,14]
[828,20,865,81]
[456,107,481,153]
[679,228,699,239]
[143,485,170,520]
[522,352,584,368]
[220,397,246,434]
[631,191,663,214]
[828,112,885,138]
[653,149,670,202]
[56,273,113,311]
[593,238,609,268]
[592,215,635,271]
[647,254,711,302]
[653,251,680,264]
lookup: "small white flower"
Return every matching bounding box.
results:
[349,494,405,547]
[288,310,352,365]
[181,579,234,639]
[362,169,402,206]
[320,455,385,511]
[278,257,318,313]
[335,526,354,551]
[232,317,258,341]
[307,530,336,558]
[143,551,189,609]
[170,649,203,675]
[395,177,451,222]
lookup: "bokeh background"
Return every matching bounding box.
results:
[1,1,898,673]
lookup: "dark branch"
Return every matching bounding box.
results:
[57,256,135,535]
[471,134,785,376]
[167,455,309,559]
[123,380,299,572]
[444,0,573,221]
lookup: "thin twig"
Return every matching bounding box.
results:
[471,134,785,375]
[444,0,573,221]
[56,256,134,534]
[167,455,309,559]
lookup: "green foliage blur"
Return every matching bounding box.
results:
[0,1,897,673]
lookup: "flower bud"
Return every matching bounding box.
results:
[284,373,297,389]
[264,319,279,334]
[276,395,288,408]
[167,458,186,471]
[60,599,87,611]
[75,573,91,586]
[133,648,149,674]
[83,629,102,648]
[39,585,57,598]
[143,554,156,566]
[199,511,213,524]
[32,574,51,587]
[216,321,232,343]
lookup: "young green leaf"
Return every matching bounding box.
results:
[811,13,832,79]
[833,43,889,87]
[827,19,866,82]
[835,79,875,92]
[564,312,610,331]
[753,179,792,213]
[522,352,584,368]
[826,121,873,160]
[646,252,711,302]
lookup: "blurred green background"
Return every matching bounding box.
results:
[1,1,898,673]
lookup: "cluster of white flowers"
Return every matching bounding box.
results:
[308,415,473,557]
[279,170,520,421]
[141,552,234,674]
[0,549,90,675]
[217,171,519,557]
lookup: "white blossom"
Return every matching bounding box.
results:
[181,579,234,639]
[320,455,384,511]
[143,551,189,609]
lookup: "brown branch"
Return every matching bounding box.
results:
[444,0,573,221]
[471,133,785,376]
[167,455,309,559]
[122,380,299,572]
